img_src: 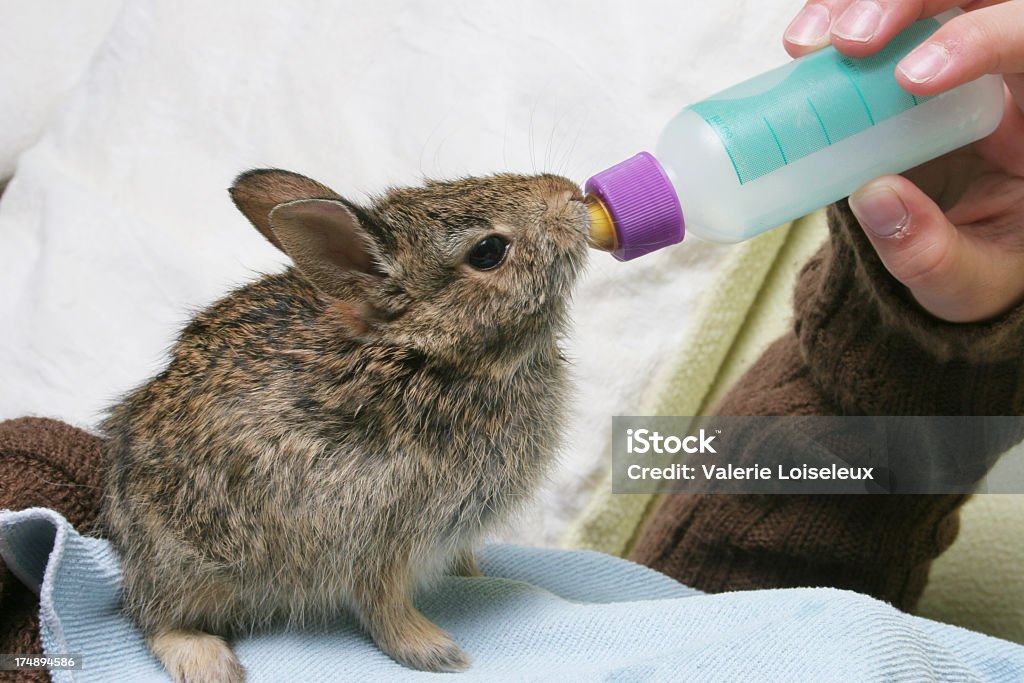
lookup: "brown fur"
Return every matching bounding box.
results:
[100,169,589,680]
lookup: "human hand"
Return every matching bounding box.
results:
[783,0,1024,323]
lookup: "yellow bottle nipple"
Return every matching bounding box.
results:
[584,195,618,252]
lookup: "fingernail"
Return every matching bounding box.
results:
[784,5,831,46]
[833,0,883,43]
[898,43,950,83]
[849,186,909,237]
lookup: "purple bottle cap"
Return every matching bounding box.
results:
[584,151,685,261]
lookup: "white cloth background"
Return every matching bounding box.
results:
[0,0,803,545]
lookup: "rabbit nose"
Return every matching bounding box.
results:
[544,197,590,247]
[546,189,578,213]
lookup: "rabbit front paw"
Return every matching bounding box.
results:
[361,593,472,673]
[148,628,245,683]
[384,628,471,673]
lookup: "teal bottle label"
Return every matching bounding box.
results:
[689,18,939,185]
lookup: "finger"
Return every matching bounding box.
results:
[848,175,1024,322]
[895,1,1024,104]
[784,0,856,57]
[828,0,965,58]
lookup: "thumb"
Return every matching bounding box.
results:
[847,175,996,323]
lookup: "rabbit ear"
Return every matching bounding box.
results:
[229,169,342,252]
[268,199,383,299]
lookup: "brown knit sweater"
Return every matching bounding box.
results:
[630,200,1024,610]
[0,418,105,683]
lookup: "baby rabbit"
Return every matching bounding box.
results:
[100,169,589,682]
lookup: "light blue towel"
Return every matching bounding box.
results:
[2,507,1023,682]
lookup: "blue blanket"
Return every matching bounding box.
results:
[1,507,1022,682]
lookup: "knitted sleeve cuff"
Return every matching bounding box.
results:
[0,417,105,531]
[793,201,1024,415]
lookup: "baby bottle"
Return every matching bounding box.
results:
[585,10,1005,260]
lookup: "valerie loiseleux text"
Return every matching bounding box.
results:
[623,428,876,481]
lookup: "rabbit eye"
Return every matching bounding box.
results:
[466,235,509,270]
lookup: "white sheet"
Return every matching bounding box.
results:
[0,0,125,182]
[0,0,802,545]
